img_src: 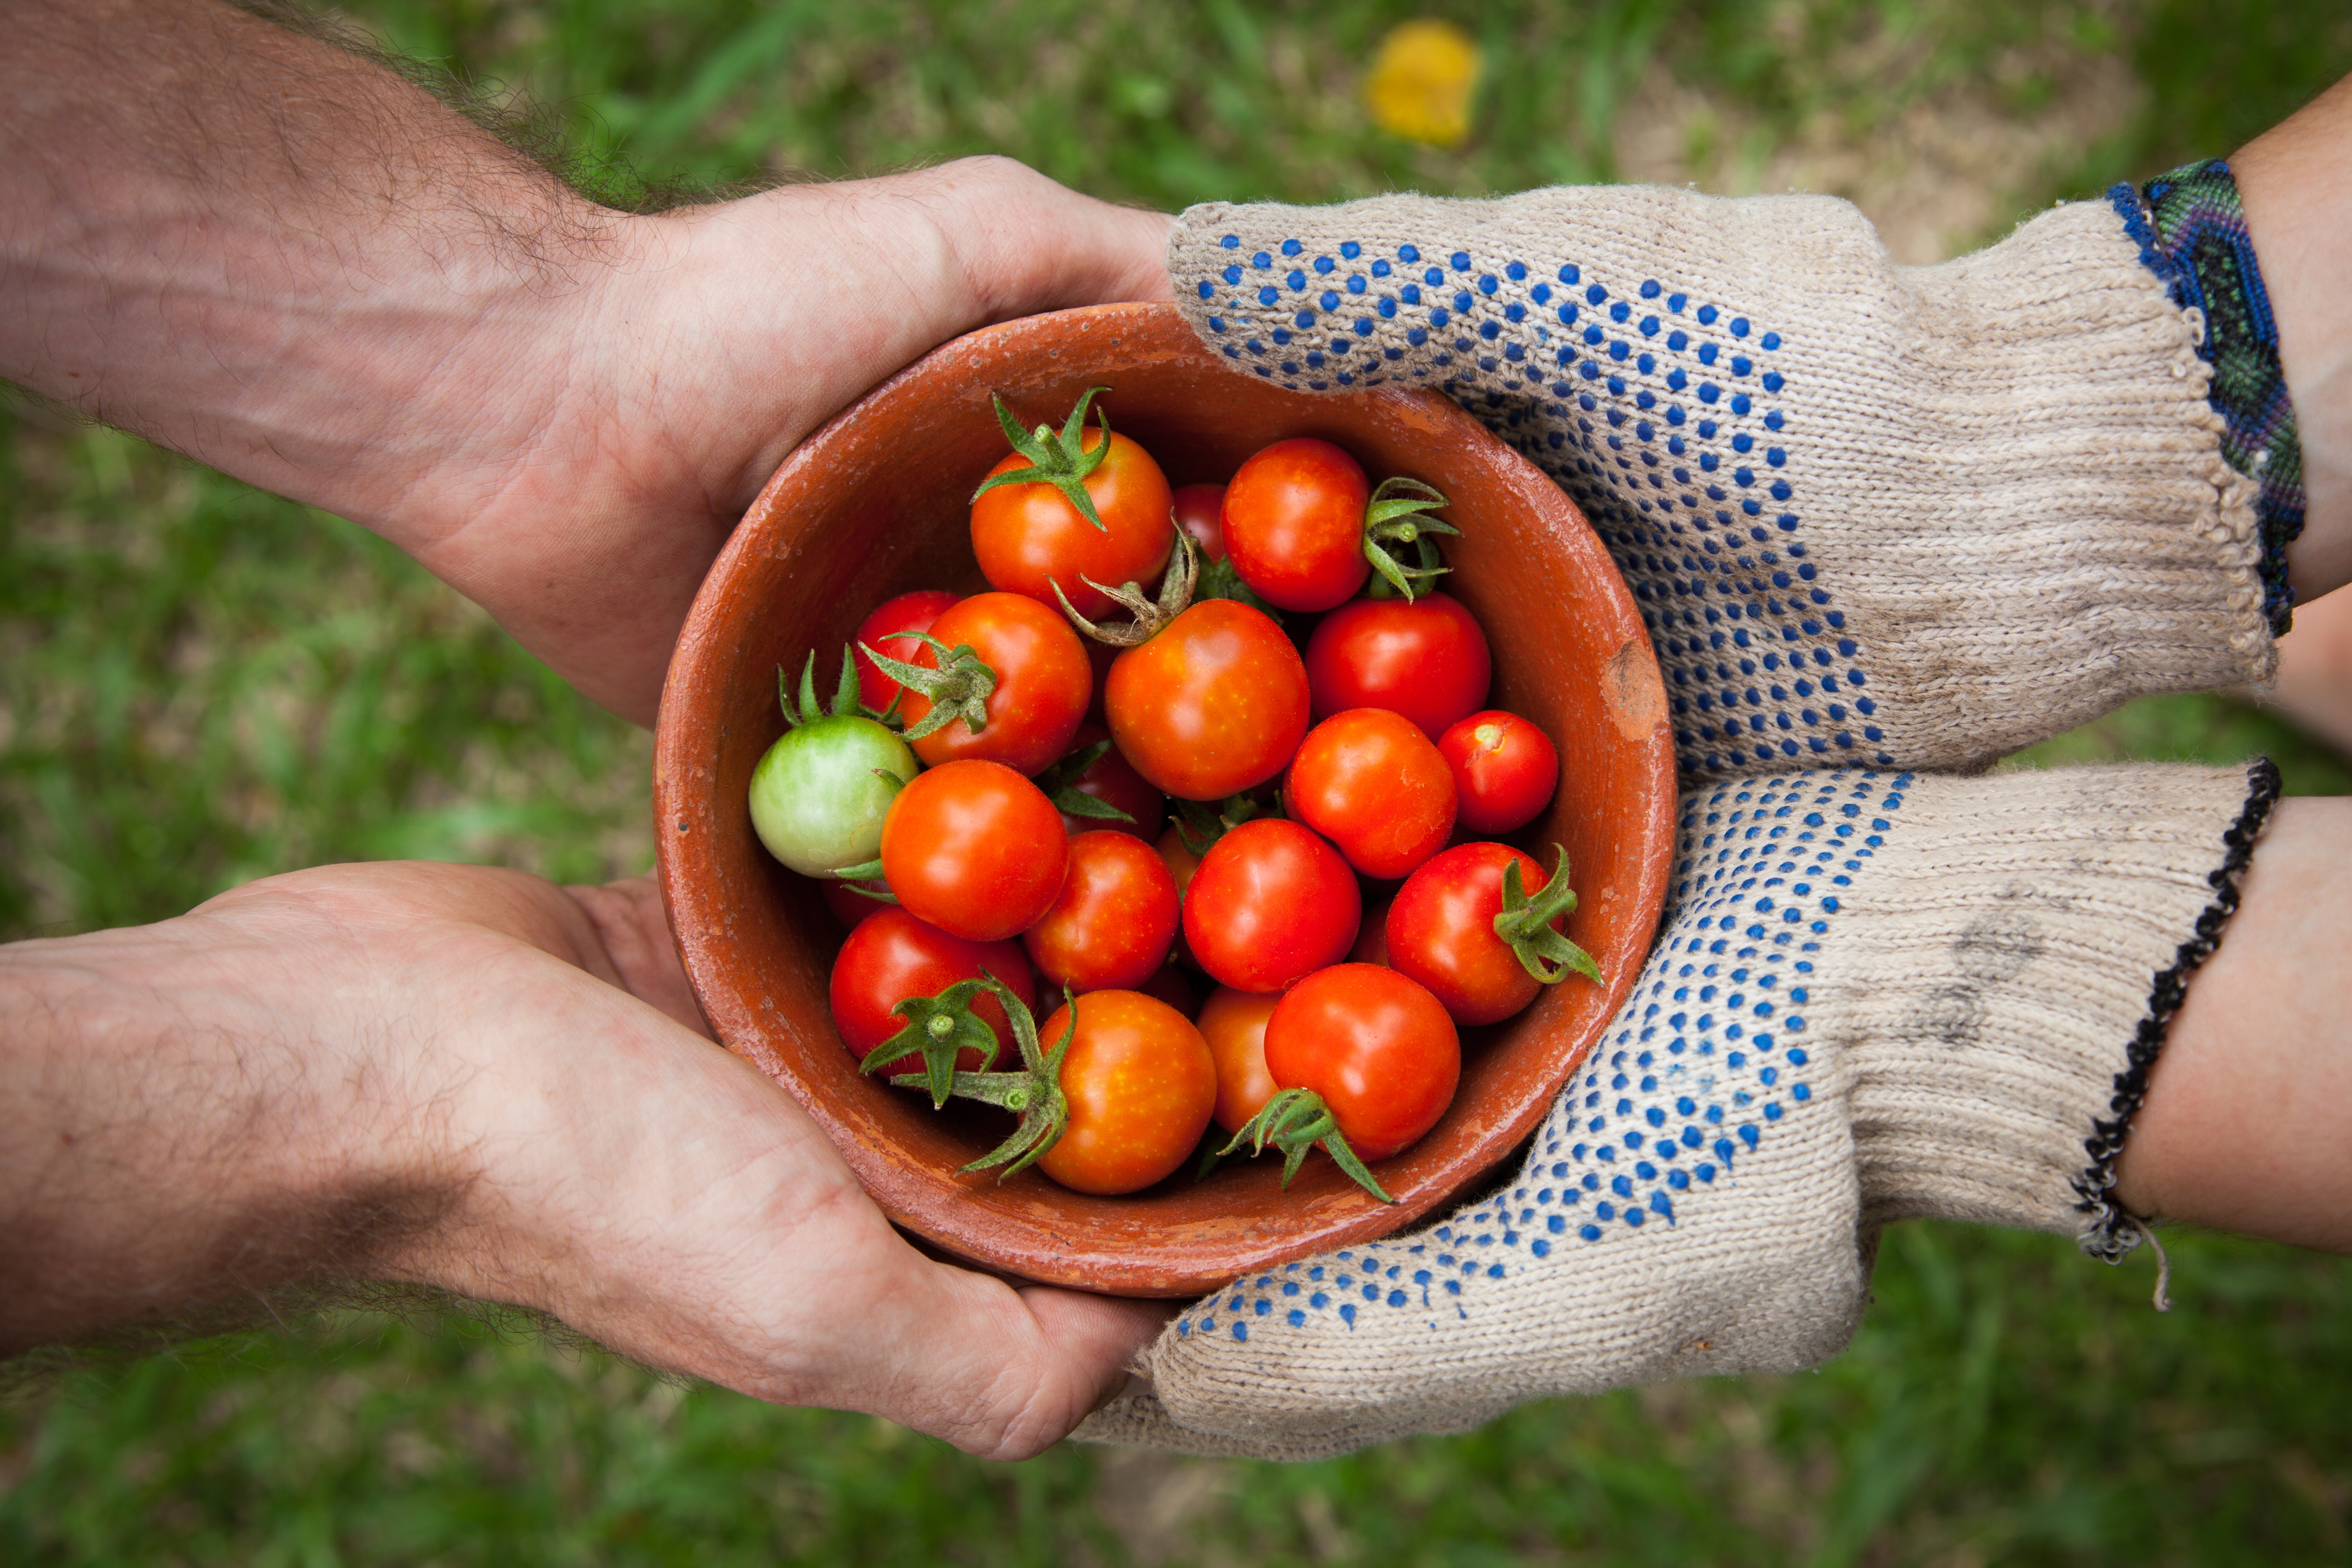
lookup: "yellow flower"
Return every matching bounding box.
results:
[1362,20,1482,149]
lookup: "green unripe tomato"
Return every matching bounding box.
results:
[748,714,919,876]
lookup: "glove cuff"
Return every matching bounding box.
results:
[1169,191,2272,777]
[1834,760,2280,1252]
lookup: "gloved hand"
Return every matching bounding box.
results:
[1078,759,2278,1459]
[1163,181,2280,779]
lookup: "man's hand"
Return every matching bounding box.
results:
[1,0,1175,724]
[0,863,1167,1458]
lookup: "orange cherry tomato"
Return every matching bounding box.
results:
[1285,708,1458,879]
[1197,986,1282,1135]
[1220,438,1372,611]
[1304,592,1492,740]
[1034,990,1217,1196]
[1264,964,1459,1161]
[1439,710,1561,835]
[899,592,1091,777]
[1386,842,1558,1025]
[879,760,1068,942]
[972,428,1173,621]
[1021,830,1180,993]
[1106,600,1310,800]
[1181,818,1360,993]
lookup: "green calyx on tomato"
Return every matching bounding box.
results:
[1052,524,1199,648]
[887,976,1078,1180]
[1220,1086,1395,1203]
[1170,791,1261,857]
[1360,477,1458,602]
[856,631,999,744]
[1496,845,1603,985]
[1030,739,1135,826]
[857,975,1006,1108]
[971,386,1117,532]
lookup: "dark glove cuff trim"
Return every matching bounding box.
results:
[2108,163,2305,637]
[2071,755,2282,1260]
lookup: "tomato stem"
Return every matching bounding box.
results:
[887,977,1078,1179]
[971,387,1117,531]
[780,645,905,729]
[1220,1086,1395,1203]
[855,632,999,743]
[857,976,1007,1108]
[1171,792,1261,857]
[1051,525,1199,648]
[1494,844,1604,985]
[1360,477,1458,603]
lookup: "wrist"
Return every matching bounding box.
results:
[0,904,461,1351]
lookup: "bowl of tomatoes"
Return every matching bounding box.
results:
[654,302,1674,1297]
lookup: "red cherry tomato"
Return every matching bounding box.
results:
[900,592,1091,776]
[820,876,894,931]
[1221,438,1371,612]
[1386,842,1557,1025]
[879,760,1068,942]
[1182,818,1360,993]
[829,907,1038,1077]
[1285,708,1457,879]
[1034,990,1217,1195]
[1197,986,1282,1135]
[1264,964,1460,1161]
[1171,482,1228,561]
[1021,830,1180,993]
[1439,710,1561,835]
[1304,592,1492,740]
[1053,723,1167,842]
[853,589,959,714]
[1106,600,1310,800]
[972,427,1173,621]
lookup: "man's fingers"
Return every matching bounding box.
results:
[564,875,712,1038]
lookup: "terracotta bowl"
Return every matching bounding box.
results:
[654,302,1675,1298]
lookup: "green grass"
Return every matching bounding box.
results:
[7,0,2352,1562]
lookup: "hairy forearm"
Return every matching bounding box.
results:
[0,910,448,1351]
[0,0,611,543]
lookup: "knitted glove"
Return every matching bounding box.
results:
[1168,183,2285,779]
[1075,761,2279,1460]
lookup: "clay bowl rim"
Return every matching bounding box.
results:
[653,301,1676,1297]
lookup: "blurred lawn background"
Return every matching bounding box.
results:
[7,0,2352,1562]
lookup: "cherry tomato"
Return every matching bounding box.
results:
[853,589,959,714]
[1264,965,1459,1160]
[972,427,1173,621]
[1171,482,1228,561]
[1021,830,1180,993]
[1221,438,1371,611]
[1285,708,1457,879]
[1197,986,1282,1135]
[879,760,1068,942]
[1136,963,1199,1019]
[1386,842,1557,1025]
[1439,710,1560,835]
[820,877,894,931]
[1182,818,1360,993]
[1052,723,1167,842]
[900,592,1091,776]
[1106,600,1310,799]
[1304,592,1492,739]
[1034,990,1217,1195]
[829,908,1038,1077]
